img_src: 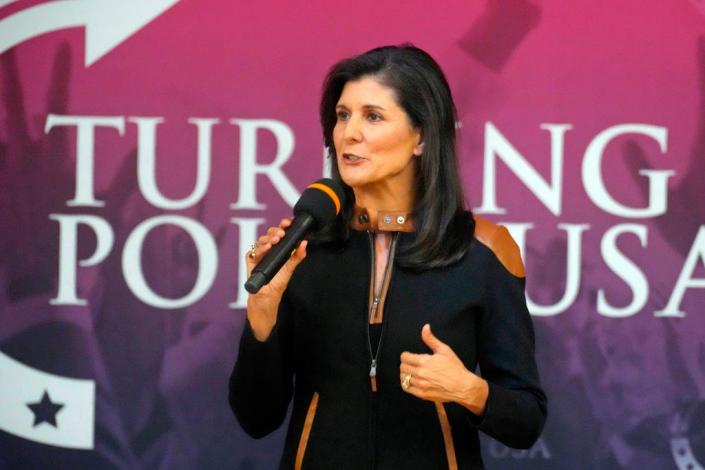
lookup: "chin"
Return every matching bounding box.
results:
[337,169,366,188]
[340,177,364,189]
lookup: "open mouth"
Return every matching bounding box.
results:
[343,153,365,162]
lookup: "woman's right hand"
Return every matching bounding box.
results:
[245,218,308,341]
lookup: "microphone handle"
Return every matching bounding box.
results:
[244,213,316,294]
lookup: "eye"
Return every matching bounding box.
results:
[367,112,382,122]
[336,110,350,121]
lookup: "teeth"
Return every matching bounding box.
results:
[345,154,361,161]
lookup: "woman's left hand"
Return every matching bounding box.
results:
[400,324,489,416]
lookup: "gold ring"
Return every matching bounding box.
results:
[401,373,412,390]
[248,243,257,259]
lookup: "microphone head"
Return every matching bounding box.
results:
[293,178,346,228]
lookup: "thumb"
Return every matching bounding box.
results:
[421,324,446,354]
[284,240,308,270]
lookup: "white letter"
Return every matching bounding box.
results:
[230,119,300,209]
[597,224,649,317]
[229,217,266,309]
[50,214,114,305]
[475,123,571,216]
[583,124,674,217]
[656,225,705,317]
[505,222,589,316]
[130,117,217,210]
[122,216,217,308]
[45,115,125,207]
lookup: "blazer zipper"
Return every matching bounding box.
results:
[366,231,399,392]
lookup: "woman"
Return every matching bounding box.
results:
[229,45,546,469]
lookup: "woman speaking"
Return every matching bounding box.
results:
[229,45,546,469]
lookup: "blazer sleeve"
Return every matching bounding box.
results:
[228,291,295,438]
[471,226,547,449]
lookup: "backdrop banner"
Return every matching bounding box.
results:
[1,1,704,468]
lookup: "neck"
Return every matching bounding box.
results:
[352,183,415,226]
[350,181,416,232]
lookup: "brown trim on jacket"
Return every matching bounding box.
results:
[370,233,398,325]
[473,216,526,278]
[435,402,458,470]
[351,206,414,232]
[295,392,319,470]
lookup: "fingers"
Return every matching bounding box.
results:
[399,372,431,391]
[399,369,435,400]
[399,362,416,376]
[248,238,270,264]
[399,352,430,397]
[282,240,308,273]
[266,225,286,242]
[402,384,421,396]
[421,324,447,354]
[401,384,436,400]
[400,329,467,401]
[246,220,292,265]
[291,240,308,262]
[399,363,431,388]
[246,219,308,287]
[400,351,428,367]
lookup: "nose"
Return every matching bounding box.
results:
[342,115,363,143]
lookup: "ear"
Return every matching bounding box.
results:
[413,130,424,156]
[413,142,424,156]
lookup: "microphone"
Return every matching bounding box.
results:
[244,178,346,294]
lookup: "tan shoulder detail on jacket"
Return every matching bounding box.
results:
[473,215,526,278]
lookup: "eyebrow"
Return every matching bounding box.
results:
[336,104,387,111]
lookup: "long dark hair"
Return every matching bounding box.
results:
[319,44,473,270]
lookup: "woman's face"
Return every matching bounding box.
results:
[333,77,422,191]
